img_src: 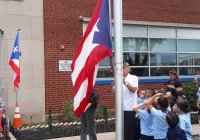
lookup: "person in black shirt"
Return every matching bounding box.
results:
[80,89,99,140]
[165,70,183,99]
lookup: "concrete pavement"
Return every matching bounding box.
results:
[46,124,199,140]
[7,132,16,140]
[50,132,115,140]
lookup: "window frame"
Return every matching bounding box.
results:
[82,20,200,82]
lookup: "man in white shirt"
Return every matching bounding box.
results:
[123,61,139,140]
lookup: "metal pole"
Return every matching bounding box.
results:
[109,0,112,37]
[16,88,18,105]
[16,28,21,105]
[0,32,2,96]
[0,30,3,96]
[113,0,123,140]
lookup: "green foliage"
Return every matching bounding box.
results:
[62,100,108,123]
[95,107,103,119]
[182,81,198,110]
[47,108,53,132]
[102,103,108,124]
[62,101,75,122]
[95,102,108,123]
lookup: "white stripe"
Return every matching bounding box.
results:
[74,64,99,110]
[74,79,88,110]
[12,59,20,67]
[71,19,99,85]
[15,107,20,112]
[93,64,99,85]
[14,114,20,118]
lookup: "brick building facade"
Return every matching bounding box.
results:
[43,0,200,114]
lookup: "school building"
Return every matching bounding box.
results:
[0,0,200,122]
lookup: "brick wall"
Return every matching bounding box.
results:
[44,0,200,114]
[123,0,200,24]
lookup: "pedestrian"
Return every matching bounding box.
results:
[122,61,140,140]
[195,69,200,115]
[133,94,154,140]
[80,89,99,140]
[165,70,183,99]
[166,111,187,140]
[198,115,200,140]
[143,93,169,140]
[176,99,192,140]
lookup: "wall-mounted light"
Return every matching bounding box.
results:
[0,29,4,35]
[60,44,65,51]
[79,16,84,21]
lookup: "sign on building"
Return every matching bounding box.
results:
[59,60,72,71]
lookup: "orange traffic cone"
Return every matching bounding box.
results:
[13,103,22,128]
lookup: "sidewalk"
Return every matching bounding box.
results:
[9,132,16,140]
[47,124,199,140]
[51,132,115,140]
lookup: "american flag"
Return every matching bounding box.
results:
[71,0,112,117]
[9,32,20,90]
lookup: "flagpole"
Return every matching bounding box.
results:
[16,28,21,106]
[113,0,123,140]
[0,30,3,95]
[109,0,112,37]
[16,89,18,105]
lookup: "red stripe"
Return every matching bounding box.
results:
[9,60,20,89]
[9,60,20,75]
[14,75,20,89]
[73,45,112,94]
[74,79,94,117]
[71,0,102,71]
[73,45,112,117]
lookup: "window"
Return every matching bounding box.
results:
[82,22,200,78]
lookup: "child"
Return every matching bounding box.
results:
[144,93,169,140]
[197,89,200,115]
[138,90,147,111]
[138,90,147,104]
[198,115,200,140]
[166,111,187,140]
[133,104,154,140]
[146,88,155,99]
[176,99,193,140]
[133,89,155,140]
[194,70,200,115]
[172,100,178,113]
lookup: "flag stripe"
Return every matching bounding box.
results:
[71,21,99,86]
[73,45,112,94]
[9,60,20,75]
[73,45,112,117]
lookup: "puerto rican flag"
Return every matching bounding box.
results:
[71,0,112,117]
[9,32,20,90]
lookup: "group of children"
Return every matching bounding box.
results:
[133,88,199,140]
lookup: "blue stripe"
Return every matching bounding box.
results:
[96,77,194,85]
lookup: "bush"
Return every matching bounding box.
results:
[95,102,108,122]
[182,81,198,110]
[47,108,53,132]
[62,100,109,122]
[62,101,75,122]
